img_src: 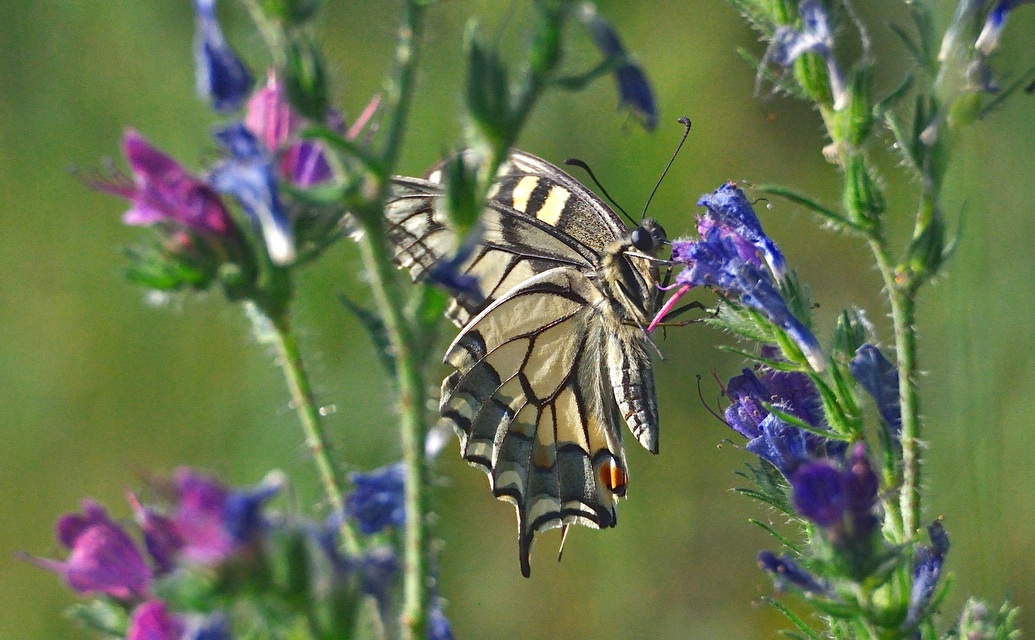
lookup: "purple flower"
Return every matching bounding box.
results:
[128,601,229,640]
[976,1,1035,54]
[193,0,253,112]
[849,344,902,436]
[427,224,485,301]
[20,500,152,600]
[87,130,235,237]
[128,600,185,640]
[766,0,847,108]
[577,4,657,130]
[791,443,879,536]
[169,467,282,565]
[210,123,295,265]
[244,70,336,188]
[345,463,406,535]
[791,461,846,527]
[745,413,812,477]
[127,492,183,575]
[697,183,786,279]
[657,185,825,370]
[758,551,830,595]
[907,521,950,624]
[724,368,841,477]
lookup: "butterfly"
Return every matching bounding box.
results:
[385,150,666,576]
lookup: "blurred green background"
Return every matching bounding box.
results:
[3,1,1034,638]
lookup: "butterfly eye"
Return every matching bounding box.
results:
[631,227,655,252]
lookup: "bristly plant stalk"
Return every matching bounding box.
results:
[264,306,362,554]
[352,1,431,637]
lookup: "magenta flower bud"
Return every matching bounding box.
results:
[20,500,152,600]
[127,600,186,640]
[88,129,235,237]
[245,70,300,152]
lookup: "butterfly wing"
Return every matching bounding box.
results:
[440,266,637,576]
[385,150,629,326]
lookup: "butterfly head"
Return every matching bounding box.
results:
[630,218,667,255]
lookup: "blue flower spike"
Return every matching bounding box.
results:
[194,0,253,112]
[345,462,406,535]
[657,183,825,372]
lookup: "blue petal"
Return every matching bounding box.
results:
[791,461,846,527]
[193,0,253,112]
[696,183,786,279]
[429,604,455,640]
[345,463,406,535]
[579,5,658,130]
[758,551,830,595]
[746,414,810,476]
[210,123,296,265]
[849,344,902,436]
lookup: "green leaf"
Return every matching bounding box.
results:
[873,73,913,120]
[765,405,853,442]
[65,600,128,637]
[748,518,802,553]
[340,294,397,381]
[763,597,822,640]
[755,184,860,232]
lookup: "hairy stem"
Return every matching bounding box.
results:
[352,1,431,637]
[264,307,360,554]
[867,237,921,542]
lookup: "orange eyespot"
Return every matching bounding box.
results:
[599,459,628,497]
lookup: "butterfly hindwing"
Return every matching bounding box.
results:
[439,268,630,577]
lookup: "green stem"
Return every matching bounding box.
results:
[264,306,361,555]
[351,2,431,637]
[867,237,921,543]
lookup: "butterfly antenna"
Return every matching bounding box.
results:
[564,158,637,226]
[640,117,692,220]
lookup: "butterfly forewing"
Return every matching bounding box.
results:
[384,150,662,575]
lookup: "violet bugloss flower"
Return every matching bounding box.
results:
[696,183,786,279]
[430,603,456,640]
[766,0,847,109]
[345,462,406,535]
[171,467,282,565]
[193,0,253,112]
[723,368,842,477]
[850,343,902,435]
[88,130,234,237]
[655,184,825,371]
[20,500,152,600]
[244,70,335,188]
[791,461,846,527]
[907,521,951,624]
[127,600,186,640]
[758,551,830,595]
[577,4,657,130]
[210,123,296,265]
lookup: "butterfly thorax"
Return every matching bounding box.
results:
[597,217,667,329]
